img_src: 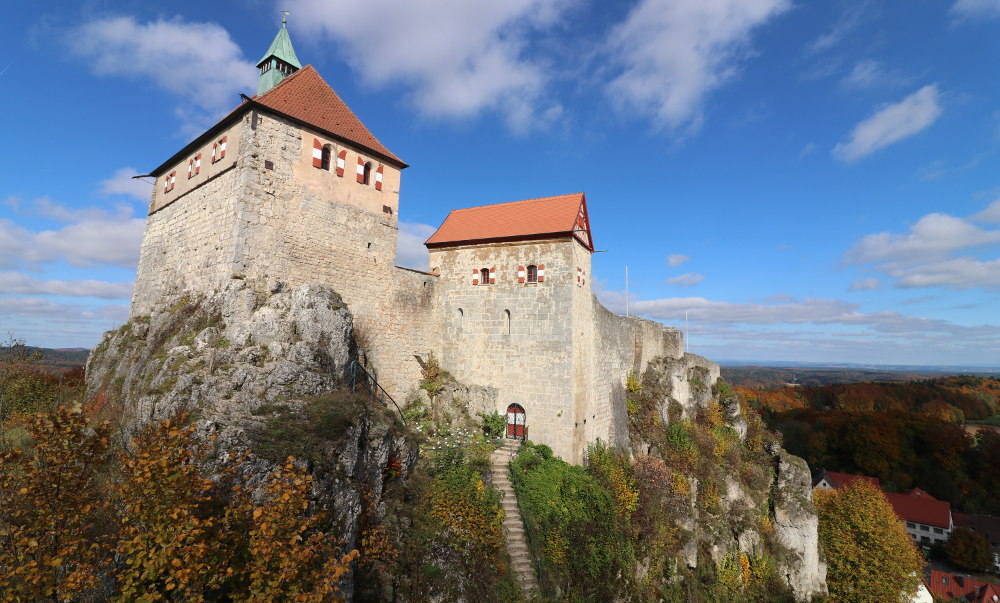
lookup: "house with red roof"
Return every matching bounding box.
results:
[130,21,688,464]
[927,570,1000,602]
[955,513,1000,573]
[884,488,954,547]
[812,469,881,491]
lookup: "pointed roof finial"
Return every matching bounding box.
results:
[281,10,289,26]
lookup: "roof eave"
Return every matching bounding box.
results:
[425,231,587,250]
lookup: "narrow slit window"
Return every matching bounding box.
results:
[457,308,464,328]
[503,309,511,334]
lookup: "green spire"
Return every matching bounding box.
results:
[256,14,301,95]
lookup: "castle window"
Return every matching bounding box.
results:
[503,309,510,334]
[526,265,538,283]
[480,268,490,285]
[363,162,373,185]
[213,136,227,163]
[457,308,464,328]
[321,145,332,171]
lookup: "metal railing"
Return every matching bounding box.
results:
[348,360,405,426]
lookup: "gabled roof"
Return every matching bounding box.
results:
[252,66,404,166]
[813,469,881,490]
[150,64,405,176]
[928,570,1000,602]
[954,513,1000,546]
[425,193,594,251]
[257,25,301,69]
[884,488,952,528]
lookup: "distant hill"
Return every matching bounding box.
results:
[722,365,965,389]
[22,346,90,374]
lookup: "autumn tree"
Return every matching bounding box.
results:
[0,405,114,600]
[944,527,995,574]
[815,480,925,603]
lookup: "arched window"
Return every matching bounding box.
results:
[321,145,332,171]
[480,268,490,285]
[457,307,464,328]
[526,265,538,283]
[363,162,373,185]
[503,309,511,334]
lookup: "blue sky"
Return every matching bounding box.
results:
[2,0,1000,366]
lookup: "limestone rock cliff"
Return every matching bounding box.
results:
[86,280,416,597]
[633,354,828,600]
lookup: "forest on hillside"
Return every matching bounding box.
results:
[739,376,1000,515]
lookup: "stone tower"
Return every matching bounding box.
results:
[131,25,439,398]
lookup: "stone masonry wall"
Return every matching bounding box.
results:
[131,119,248,317]
[429,239,584,462]
[590,298,684,449]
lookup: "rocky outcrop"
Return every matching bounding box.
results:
[86,280,417,598]
[634,353,828,601]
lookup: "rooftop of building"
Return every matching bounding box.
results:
[812,469,881,490]
[928,570,1000,602]
[425,192,594,251]
[884,488,952,529]
[955,513,1000,546]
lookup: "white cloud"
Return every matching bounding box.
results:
[974,199,1000,224]
[100,167,154,202]
[840,59,905,91]
[951,0,1000,19]
[0,297,127,321]
[849,277,880,291]
[893,257,1000,289]
[36,218,146,269]
[0,272,133,299]
[666,253,690,267]
[807,2,873,54]
[665,273,704,286]
[606,0,790,133]
[68,17,256,122]
[395,221,437,271]
[844,212,1000,266]
[285,0,572,131]
[833,85,943,162]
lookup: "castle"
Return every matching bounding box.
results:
[131,23,683,463]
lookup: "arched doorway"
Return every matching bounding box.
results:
[506,403,526,440]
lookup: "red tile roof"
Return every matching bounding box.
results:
[928,570,1000,602]
[425,193,594,250]
[884,488,952,528]
[150,65,404,176]
[813,469,881,490]
[252,66,404,166]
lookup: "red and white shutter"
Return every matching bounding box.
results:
[219,136,227,159]
[312,138,323,168]
[169,171,176,191]
[517,266,525,283]
[537,264,545,282]
[336,150,346,177]
[188,158,194,179]
[194,153,201,176]
[577,267,582,284]
[489,266,496,285]
[581,270,586,286]
[356,156,365,183]
[375,164,384,191]
[472,269,480,286]
[211,142,218,163]
[163,174,170,193]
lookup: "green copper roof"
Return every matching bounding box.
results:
[256,24,301,70]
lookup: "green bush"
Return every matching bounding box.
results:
[478,410,505,438]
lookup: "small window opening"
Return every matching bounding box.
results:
[321,145,332,171]
[363,162,373,185]
[457,308,464,328]
[480,268,490,285]
[503,309,510,334]
[527,264,538,283]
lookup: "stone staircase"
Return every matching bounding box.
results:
[491,439,538,596]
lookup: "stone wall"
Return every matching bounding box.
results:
[429,239,583,461]
[590,303,684,448]
[131,118,249,317]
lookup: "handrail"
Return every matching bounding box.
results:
[348,360,406,426]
